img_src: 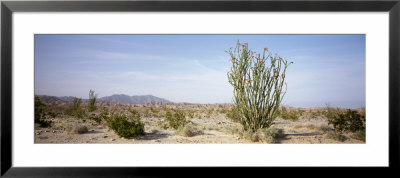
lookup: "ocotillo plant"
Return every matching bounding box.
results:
[88,89,97,112]
[227,41,292,132]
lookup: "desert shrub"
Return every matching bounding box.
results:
[205,108,214,118]
[359,108,366,118]
[157,120,169,130]
[224,125,283,143]
[47,112,57,118]
[175,124,203,137]
[307,110,323,119]
[66,97,86,118]
[67,125,88,134]
[279,107,302,121]
[106,113,145,139]
[227,41,292,132]
[164,109,186,129]
[34,96,52,128]
[37,120,52,128]
[350,130,366,141]
[186,109,195,119]
[325,108,365,133]
[34,96,44,121]
[127,108,141,117]
[140,107,151,117]
[99,107,110,120]
[326,131,345,142]
[149,106,161,117]
[225,107,241,122]
[323,105,339,120]
[218,107,229,114]
[89,113,102,124]
[242,130,259,142]
[257,127,284,143]
[88,89,97,112]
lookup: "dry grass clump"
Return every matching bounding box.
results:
[175,124,203,137]
[223,125,284,143]
[325,131,345,142]
[256,127,284,143]
[223,125,244,136]
[67,125,88,134]
[242,130,259,142]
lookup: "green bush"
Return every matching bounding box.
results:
[350,130,366,141]
[164,109,186,129]
[227,41,292,132]
[157,120,169,130]
[34,96,52,128]
[99,107,110,120]
[149,106,161,117]
[325,108,365,133]
[186,109,195,119]
[106,113,145,139]
[89,113,102,124]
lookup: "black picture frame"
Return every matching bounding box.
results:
[1,0,399,177]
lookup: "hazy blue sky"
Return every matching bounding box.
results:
[35,34,365,108]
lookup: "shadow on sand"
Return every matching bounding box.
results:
[284,132,322,137]
[277,132,323,143]
[85,130,105,134]
[139,132,169,140]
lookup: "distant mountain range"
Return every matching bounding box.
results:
[36,94,171,105]
[99,94,170,104]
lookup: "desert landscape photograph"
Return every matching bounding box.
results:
[34,34,366,144]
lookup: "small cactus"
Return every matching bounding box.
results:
[88,89,97,112]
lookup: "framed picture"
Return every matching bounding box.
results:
[1,0,399,177]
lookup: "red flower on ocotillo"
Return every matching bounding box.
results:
[242,79,250,85]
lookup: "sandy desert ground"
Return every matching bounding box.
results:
[34,104,365,144]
